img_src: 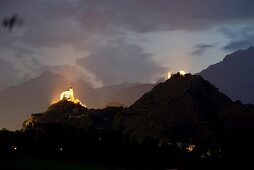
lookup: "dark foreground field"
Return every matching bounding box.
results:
[0,156,160,170]
[0,156,109,170]
[1,154,252,170]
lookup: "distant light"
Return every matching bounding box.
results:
[177,142,183,147]
[186,144,195,152]
[179,70,186,76]
[12,146,17,151]
[59,147,63,151]
[167,72,171,79]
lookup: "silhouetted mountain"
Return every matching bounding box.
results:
[102,101,126,108]
[0,71,98,130]
[0,72,69,130]
[109,83,154,106]
[200,46,254,104]
[0,72,153,130]
[26,73,254,145]
[87,82,139,108]
[23,73,254,160]
[112,73,254,144]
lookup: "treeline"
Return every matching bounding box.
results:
[0,123,254,169]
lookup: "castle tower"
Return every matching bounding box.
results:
[60,87,75,101]
[59,87,86,107]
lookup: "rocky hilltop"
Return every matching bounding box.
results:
[112,73,254,143]
[24,97,122,131]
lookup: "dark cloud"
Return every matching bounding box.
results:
[1,0,254,87]
[191,44,215,56]
[14,48,33,59]
[219,28,238,39]
[1,0,254,39]
[224,40,254,51]
[0,0,86,48]
[0,58,20,91]
[1,0,254,47]
[221,27,254,51]
[40,65,102,87]
[76,39,166,84]
[74,0,254,32]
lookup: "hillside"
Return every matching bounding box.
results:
[0,71,154,130]
[22,73,254,160]
[200,46,254,104]
[23,100,122,131]
[24,73,254,145]
[112,73,254,143]
[0,72,69,130]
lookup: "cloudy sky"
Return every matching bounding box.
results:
[1,0,254,89]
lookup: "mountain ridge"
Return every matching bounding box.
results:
[112,73,254,143]
[24,73,254,146]
[200,46,254,104]
[0,71,154,130]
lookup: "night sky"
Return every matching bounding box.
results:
[1,0,254,90]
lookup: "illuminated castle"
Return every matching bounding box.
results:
[167,70,186,79]
[59,87,86,107]
[60,87,75,101]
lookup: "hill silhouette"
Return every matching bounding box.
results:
[12,72,254,170]
[0,71,97,130]
[23,99,122,131]
[0,72,153,130]
[20,72,254,165]
[24,73,254,158]
[112,73,254,148]
[200,46,254,104]
[0,72,70,130]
